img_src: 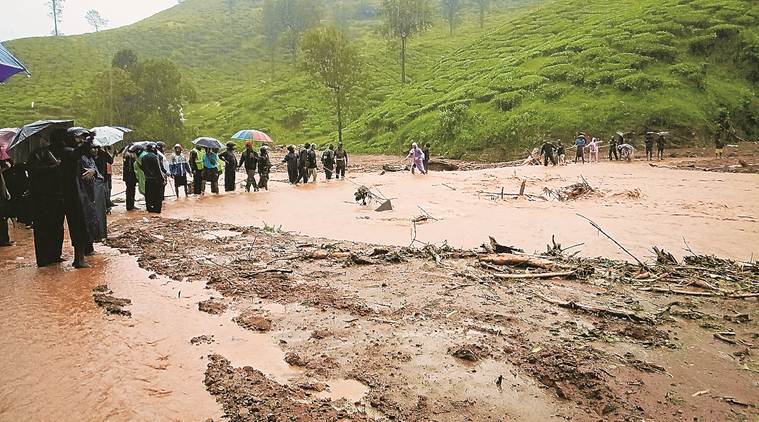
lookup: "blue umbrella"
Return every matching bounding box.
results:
[0,43,30,83]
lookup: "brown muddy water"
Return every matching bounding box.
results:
[160,161,759,262]
[0,229,305,421]
[2,160,758,420]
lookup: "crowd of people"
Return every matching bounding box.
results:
[0,127,109,268]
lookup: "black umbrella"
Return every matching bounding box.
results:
[67,126,94,138]
[6,120,74,162]
[192,137,223,149]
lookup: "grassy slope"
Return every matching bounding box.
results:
[1,0,541,149]
[346,0,759,159]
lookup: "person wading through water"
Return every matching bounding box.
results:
[322,144,335,180]
[307,144,318,182]
[220,142,238,192]
[189,144,204,195]
[169,144,192,198]
[257,146,271,190]
[422,143,431,172]
[298,143,310,184]
[283,145,299,184]
[238,142,259,192]
[334,143,348,180]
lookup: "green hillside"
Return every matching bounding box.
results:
[1,0,541,148]
[2,0,757,160]
[346,0,759,159]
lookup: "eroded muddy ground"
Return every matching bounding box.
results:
[2,149,758,421]
[103,216,758,421]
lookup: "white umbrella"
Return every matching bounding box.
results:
[91,126,131,147]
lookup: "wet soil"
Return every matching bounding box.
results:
[3,149,759,421]
[102,215,758,421]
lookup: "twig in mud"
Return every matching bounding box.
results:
[494,270,576,280]
[576,213,649,269]
[714,332,737,345]
[682,236,697,256]
[441,183,456,191]
[534,292,654,324]
[417,205,438,221]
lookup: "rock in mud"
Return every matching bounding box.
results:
[449,344,489,362]
[234,310,273,332]
[92,285,132,317]
[285,352,308,367]
[310,329,332,340]
[198,297,227,315]
[190,335,215,345]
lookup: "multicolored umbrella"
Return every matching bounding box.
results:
[0,43,30,83]
[232,129,273,143]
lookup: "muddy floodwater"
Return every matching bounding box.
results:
[1,158,758,421]
[161,161,759,261]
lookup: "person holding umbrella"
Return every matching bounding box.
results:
[238,142,259,192]
[61,127,98,268]
[203,147,222,194]
[0,143,14,247]
[220,142,238,192]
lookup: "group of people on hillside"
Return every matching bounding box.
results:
[282,142,349,184]
[1,128,109,269]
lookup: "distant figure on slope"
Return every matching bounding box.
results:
[406,143,427,175]
[334,143,348,180]
[220,142,238,192]
[574,133,586,164]
[283,145,299,184]
[540,141,556,166]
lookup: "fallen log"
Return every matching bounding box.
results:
[310,250,352,260]
[494,270,575,280]
[534,293,654,324]
[481,253,557,270]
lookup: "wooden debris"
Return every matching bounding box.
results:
[535,293,654,324]
[480,253,557,270]
[494,270,575,280]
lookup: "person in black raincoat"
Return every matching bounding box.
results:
[220,142,238,192]
[60,129,98,268]
[78,143,108,244]
[298,143,310,184]
[0,145,14,247]
[26,137,67,266]
[321,145,335,180]
[282,145,299,184]
[141,143,165,213]
[257,146,272,190]
[122,144,139,211]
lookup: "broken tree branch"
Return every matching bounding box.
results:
[534,292,654,324]
[576,213,648,269]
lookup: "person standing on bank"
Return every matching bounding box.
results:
[0,146,14,247]
[27,136,66,267]
[238,142,259,192]
[79,143,108,245]
[141,143,165,213]
[61,129,96,269]
[122,144,139,211]
[422,143,431,172]
[220,142,238,192]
